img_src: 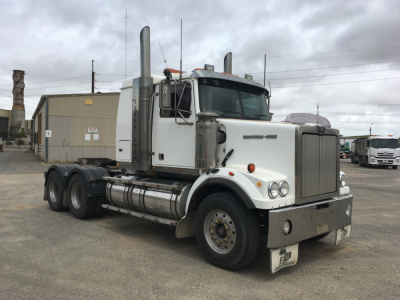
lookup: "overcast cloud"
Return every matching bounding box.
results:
[1,0,399,137]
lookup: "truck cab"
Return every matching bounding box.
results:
[351,136,400,169]
[43,26,353,273]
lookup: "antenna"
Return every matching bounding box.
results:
[158,39,167,68]
[179,19,182,82]
[125,9,128,79]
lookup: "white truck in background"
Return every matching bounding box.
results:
[351,136,400,169]
[42,26,353,274]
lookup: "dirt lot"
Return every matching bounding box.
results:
[0,148,399,299]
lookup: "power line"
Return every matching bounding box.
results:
[25,82,91,91]
[245,59,400,75]
[0,75,92,86]
[270,76,400,88]
[97,74,138,76]
[257,67,400,82]
[25,61,91,73]
[246,45,400,59]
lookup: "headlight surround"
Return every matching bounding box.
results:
[340,174,346,187]
[268,182,279,199]
[278,181,289,197]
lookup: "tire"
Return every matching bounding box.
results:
[306,232,330,241]
[359,157,362,167]
[195,192,261,270]
[351,156,355,164]
[393,166,398,170]
[47,171,66,211]
[67,174,96,219]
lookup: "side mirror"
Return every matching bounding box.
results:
[160,81,171,109]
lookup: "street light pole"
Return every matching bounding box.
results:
[370,123,373,136]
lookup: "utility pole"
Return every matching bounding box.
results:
[370,123,373,136]
[92,60,95,93]
[125,9,128,79]
[264,54,266,87]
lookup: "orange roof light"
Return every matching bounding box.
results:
[163,68,183,74]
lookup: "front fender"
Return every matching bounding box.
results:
[186,167,295,213]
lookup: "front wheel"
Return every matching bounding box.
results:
[195,192,261,270]
[393,166,398,170]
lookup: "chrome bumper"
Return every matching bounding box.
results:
[267,194,353,248]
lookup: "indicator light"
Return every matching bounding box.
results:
[247,163,256,173]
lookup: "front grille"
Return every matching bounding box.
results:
[376,153,394,159]
[295,126,340,205]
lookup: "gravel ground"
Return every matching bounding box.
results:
[0,148,399,299]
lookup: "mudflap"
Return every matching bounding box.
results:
[269,243,299,274]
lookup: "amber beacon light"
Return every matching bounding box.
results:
[247,163,256,173]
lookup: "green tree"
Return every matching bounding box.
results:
[13,132,27,148]
[0,129,8,140]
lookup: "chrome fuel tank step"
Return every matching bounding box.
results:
[103,175,192,221]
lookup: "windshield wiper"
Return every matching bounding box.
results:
[220,111,242,117]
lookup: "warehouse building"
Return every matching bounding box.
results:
[0,109,12,133]
[32,93,119,162]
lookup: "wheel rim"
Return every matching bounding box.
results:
[71,182,82,209]
[49,179,59,203]
[204,210,237,254]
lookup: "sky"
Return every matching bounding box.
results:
[0,0,399,137]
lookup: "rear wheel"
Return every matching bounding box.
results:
[195,192,260,270]
[67,174,96,219]
[351,156,355,164]
[47,171,66,211]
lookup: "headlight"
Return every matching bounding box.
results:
[278,181,289,197]
[268,182,279,199]
[340,174,346,187]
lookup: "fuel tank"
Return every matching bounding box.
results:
[105,175,192,220]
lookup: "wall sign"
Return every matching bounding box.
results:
[88,127,97,133]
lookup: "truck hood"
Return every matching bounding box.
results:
[217,119,297,198]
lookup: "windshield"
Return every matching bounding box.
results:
[198,78,269,120]
[370,139,399,149]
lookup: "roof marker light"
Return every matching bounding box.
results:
[204,64,214,71]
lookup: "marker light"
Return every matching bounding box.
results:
[229,172,234,176]
[247,163,256,173]
[204,64,214,71]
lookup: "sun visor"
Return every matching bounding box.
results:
[284,113,331,128]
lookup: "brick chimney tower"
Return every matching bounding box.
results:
[10,70,26,134]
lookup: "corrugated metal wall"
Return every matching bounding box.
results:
[34,93,119,162]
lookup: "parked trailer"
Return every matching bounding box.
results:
[351,136,400,169]
[43,26,353,274]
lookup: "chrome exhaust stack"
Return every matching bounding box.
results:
[133,26,153,171]
[224,52,232,74]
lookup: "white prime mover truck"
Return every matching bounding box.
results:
[351,136,400,169]
[43,26,352,273]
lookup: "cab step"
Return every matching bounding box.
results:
[102,204,178,226]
